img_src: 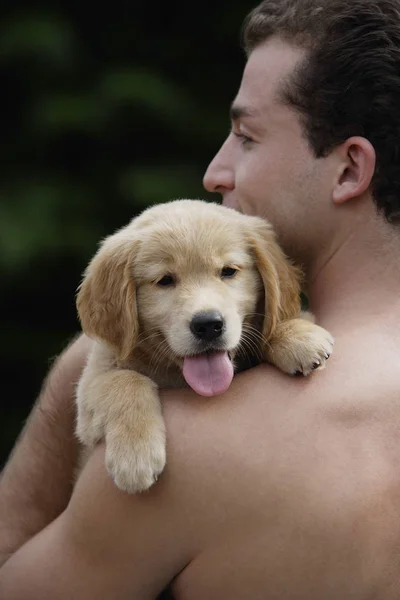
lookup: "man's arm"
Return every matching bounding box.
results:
[0,334,91,567]
[0,442,193,600]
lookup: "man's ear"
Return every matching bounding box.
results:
[332,136,376,205]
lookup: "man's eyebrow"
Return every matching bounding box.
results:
[229,104,259,121]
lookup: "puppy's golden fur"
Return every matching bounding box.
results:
[76,200,334,493]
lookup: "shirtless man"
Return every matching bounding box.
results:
[2,0,400,598]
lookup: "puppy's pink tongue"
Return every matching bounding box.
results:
[183,351,234,397]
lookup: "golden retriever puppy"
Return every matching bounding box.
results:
[76,199,334,493]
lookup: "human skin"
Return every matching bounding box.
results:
[2,37,400,600]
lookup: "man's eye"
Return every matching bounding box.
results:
[233,132,254,146]
[221,267,238,278]
[157,275,175,286]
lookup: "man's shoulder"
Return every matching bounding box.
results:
[160,332,400,488]
[161,360,332,442]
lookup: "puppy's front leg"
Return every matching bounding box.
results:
[104,371,166,493]
[78,369,166,494]
[263,313,335,376]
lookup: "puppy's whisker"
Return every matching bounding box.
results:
[149,340,177,377]
[243,312,269,323]
[244,312,275,334]
[239,331,264,361]
[155,345,174,370]
[148,338,169,370]
[136,330,163,347]
[136,326,163,342]
[241,338,261,360]
[242,329,262,348]
[163,355,175,377]
[237,335,256,359]
[157,355,176,379]
[242,320,265,332]
[236,340,255,364]
[242,323,265,338]
[149,341,170,373]
[242,323,270,348]
[152,342,179,378]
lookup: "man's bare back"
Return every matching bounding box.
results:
[156,318,400,600]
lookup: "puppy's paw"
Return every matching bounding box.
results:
[105,424,166,494]
[269,321,334,377]
[75,407,103,447]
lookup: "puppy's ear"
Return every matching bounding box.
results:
[76,228,139,362]
[248,219,302,340]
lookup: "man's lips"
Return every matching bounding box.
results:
[222,196,240,211]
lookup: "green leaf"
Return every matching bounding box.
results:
[32,93,107,133]
[99,67,193,122]
[117,165,207,207]
[0,15,76,66]
[0,182,98,270]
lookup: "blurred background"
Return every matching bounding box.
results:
[0,1,256,465]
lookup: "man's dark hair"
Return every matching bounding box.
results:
[242,0,400,223]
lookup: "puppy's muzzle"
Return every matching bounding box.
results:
[190,311,225,342]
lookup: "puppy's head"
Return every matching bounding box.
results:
[77,200,302,395]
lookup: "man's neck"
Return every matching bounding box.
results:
[306,213,400,333]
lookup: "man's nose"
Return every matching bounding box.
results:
[203,137,235,194]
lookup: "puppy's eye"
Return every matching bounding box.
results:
[221,267,238,278]
[157,275,175,287]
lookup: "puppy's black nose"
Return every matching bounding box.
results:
[190,311,225,342]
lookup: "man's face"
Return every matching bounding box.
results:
[203,37,336,268]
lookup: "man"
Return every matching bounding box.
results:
[2,0,400,597]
